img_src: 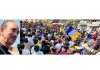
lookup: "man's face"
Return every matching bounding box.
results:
[1,22,19,45]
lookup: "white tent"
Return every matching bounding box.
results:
[87,22,100,26]
[78,21,87,26]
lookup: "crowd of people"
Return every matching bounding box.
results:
[18,20,100,55]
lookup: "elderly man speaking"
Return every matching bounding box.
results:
[0,20,19,54]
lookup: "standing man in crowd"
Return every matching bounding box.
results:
[0,20,19,54]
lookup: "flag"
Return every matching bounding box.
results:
[60,26,64,32]
[75,31,81,38]
[66,26,81,40]
[40,32,44,39]
[71,35,77,40]
[66,26,74,33]
[68,29,77,36]
[86,34,92,41]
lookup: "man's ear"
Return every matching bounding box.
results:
[0,27,4,32]
[0,27,5,36]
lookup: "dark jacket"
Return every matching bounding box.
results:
[0,42,11,55]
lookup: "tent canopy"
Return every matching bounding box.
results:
[52,23,64,26]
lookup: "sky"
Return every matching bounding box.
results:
[0,19,20,47]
